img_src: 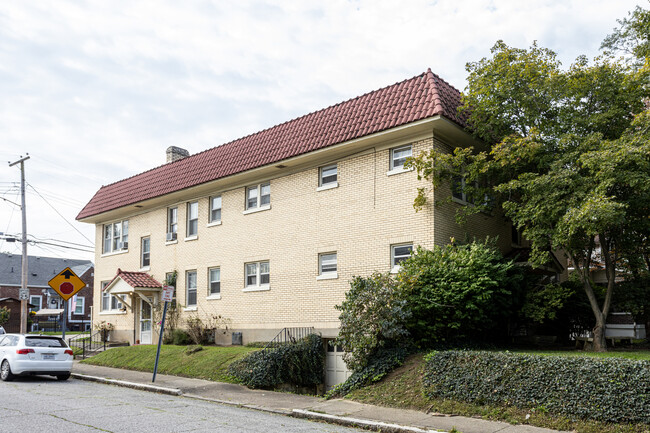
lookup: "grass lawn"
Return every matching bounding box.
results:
[81,344,258,383]
[346,352,650,433]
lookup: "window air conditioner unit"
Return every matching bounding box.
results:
[166,232,177,242]
[122,241,128,250]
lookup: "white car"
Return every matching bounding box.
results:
[0,334,74,381]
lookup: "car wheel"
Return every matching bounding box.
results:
[1,360,14,382]
[56,373,71,381]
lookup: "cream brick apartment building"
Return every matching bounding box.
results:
[77,69,516,352]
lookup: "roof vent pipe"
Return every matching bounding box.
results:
[166,146,190,163]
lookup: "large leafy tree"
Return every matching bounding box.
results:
[601,4,650,70]
[410,35,649,351]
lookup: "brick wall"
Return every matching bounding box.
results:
[93,132,512,344]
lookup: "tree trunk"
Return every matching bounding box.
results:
[592,313,607,352]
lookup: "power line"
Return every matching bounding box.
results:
[28,239,94,253]
[27,183,94,245]
[28,234,93,249]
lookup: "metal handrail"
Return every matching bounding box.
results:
[261,327,316,354]
[68,331,106,359]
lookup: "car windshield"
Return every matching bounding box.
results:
[24,337,66,348]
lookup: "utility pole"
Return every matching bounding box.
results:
[8,154,30,334]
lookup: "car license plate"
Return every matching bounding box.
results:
[42,354,55,360]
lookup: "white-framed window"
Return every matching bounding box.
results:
[391,244,413,272]
[141,236,150,268]
[209,195,222,224]
[208,267,220,296]
[186,270,197,306]
[187,201,198,237]
[167,207,178,241]
[451,175,493,209]
[451,175,469,203]
[103,220,128,253]
[319,164,337,188]
[73,296,85,315]
[390,145,412,171]
[29,295,42,313]
[245,182,270,210]
[318,252,337,278]
[245,261,269,289]
[101,281,125,312]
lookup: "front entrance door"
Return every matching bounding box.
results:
[140,298,152,344]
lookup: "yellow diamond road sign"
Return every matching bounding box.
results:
[48,267,86,301]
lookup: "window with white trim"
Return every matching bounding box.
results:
[391,244,413,271]
[29,295,42,313]
[103,220,128,253]
[245,261,269,288]
[187,201,198,237]
[141,236,150,268]
[186,270,197,306]
[73,297,85,315]
[208,267,220,296]
[319,253,337,276]
[390,145,412,170]
[209,195,222,224]
[167,207,178,241]
[319,164,337,187]
[101,281,125,312]
[246,182,270,210]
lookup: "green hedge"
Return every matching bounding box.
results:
[228,334,324,389]
[423,351,650,423]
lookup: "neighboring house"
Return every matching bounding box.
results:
[0,253,94,332]
[77,69,519,377]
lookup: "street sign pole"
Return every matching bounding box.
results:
[62,300,67,340]
[152,300,168,383]
[153,285,174,383]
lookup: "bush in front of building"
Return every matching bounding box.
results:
[0,306,9,327]
[335,273,411,372]
[397,240,522,347]
[167,328,191,345]
[228,334,324,390]
[423,350,650,424]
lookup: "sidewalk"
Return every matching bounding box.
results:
[72,362,559,433]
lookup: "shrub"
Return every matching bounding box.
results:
[170,329,191,345]
[397,241,522,345]
[423,350,650,424]
[0,306,9,326]
[228,334,324,389]
[335,273,410,371]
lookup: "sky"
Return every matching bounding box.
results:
[0,0,644,261]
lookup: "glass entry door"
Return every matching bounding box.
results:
[140,298,152,344]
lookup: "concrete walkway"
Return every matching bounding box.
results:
[72,362,560,433]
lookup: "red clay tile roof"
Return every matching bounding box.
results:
[77,69,466,220]
[105,268,162,290]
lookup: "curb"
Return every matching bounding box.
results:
[292,409,447,433]
[71,373,183,396]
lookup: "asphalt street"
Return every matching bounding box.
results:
[0,376,366,433]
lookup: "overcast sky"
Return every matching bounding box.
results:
[0,0,643,261]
